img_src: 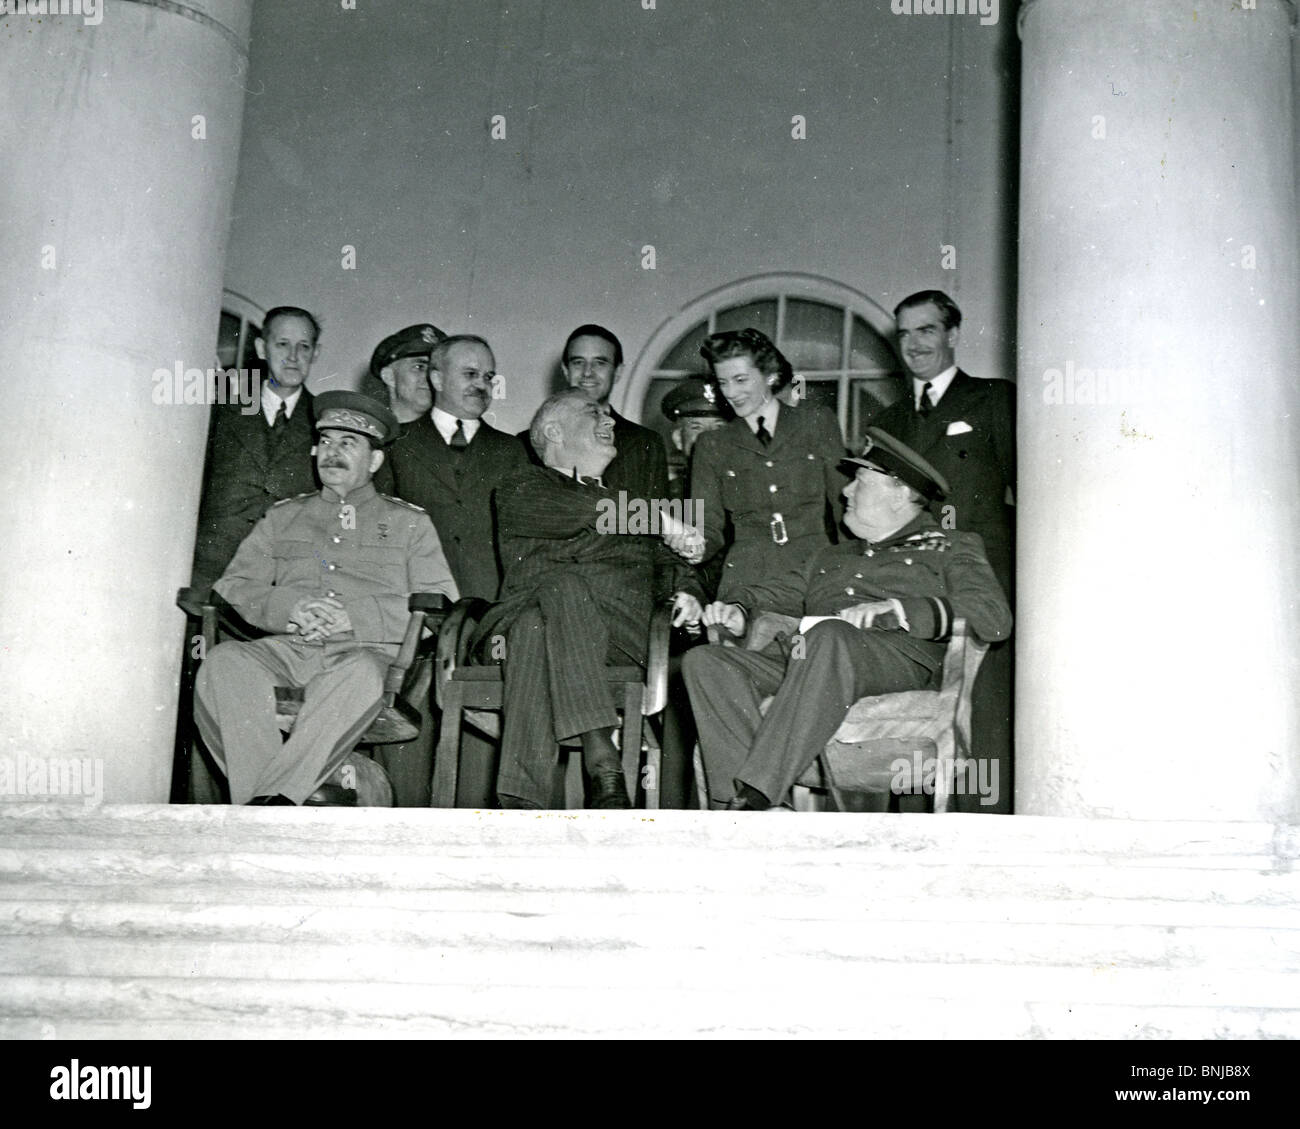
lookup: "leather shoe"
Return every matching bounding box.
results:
[246,794,295,806]
[589,769,631,810]
[302,782,358,807]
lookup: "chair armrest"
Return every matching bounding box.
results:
[642,601,674,716]
[383,593,453,700]
[176,586,212,619]
[434,597,492,710]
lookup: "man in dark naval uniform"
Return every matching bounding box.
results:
[374,333,529,804]
[191,305,322,594]
[870,289,1016,813]
[681,428,1011,811]
[194,392,457,806]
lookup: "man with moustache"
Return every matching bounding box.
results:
[194,392,457,806]
[473,389,702,810]
[870,289,1015,813]
[375,334,529,805]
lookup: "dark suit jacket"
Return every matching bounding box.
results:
[473,464,701,659]
[518,408,670,503]
[190,392,317,592]
[871,371,1015,593]
[375,415,530,601]
[690,400,849,602]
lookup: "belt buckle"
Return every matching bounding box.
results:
[770,513,788,545]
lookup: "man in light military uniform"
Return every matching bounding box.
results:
[194,391,458,805]
[680,427,1011,811]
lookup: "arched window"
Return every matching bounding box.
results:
[623,273,905,467]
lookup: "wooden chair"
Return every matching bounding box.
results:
[698,613,988,812]
[430,598,672,809]
[175,587,450,805]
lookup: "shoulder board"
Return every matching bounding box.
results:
[271,491,317,507]
[379,493,428,513]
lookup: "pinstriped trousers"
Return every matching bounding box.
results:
[490,571,645,807]
[194,636,388,804]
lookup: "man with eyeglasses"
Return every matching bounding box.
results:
[678,427,1011,811]
[527,323,670,503]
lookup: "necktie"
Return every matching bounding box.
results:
[918,382,935,417]
[755,417,772,446]
[449,420,469,450]
[267,401,287,456]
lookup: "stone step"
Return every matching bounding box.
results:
[2,970,1298,1040]
[1,805,1296,1038]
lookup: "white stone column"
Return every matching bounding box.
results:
[1016,0,1300,820]
[0,0,254,802]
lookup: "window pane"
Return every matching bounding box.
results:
[783,299,844,371]
[217,311,241,368]
[240,322,262,371]
[714,299,777,340]
[643,377,686,480]
[659,319,710,373]
[850,315,899,373]
[792,377,840,422]
[848,376,908,444]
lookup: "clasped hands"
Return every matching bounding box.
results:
[288,597,353,642]
[668,596,902,636]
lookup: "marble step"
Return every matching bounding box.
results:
[2,805,1297,1038]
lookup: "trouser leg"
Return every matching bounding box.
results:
[256,646,386,804]
[193,638,293,805]
[740,620,932,805]
[681,643,786,808]
[496,606,557,806]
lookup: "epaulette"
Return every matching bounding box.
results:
[380,493,428,514]
[271,491,318,507]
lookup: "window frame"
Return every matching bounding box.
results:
[620,272,904,440]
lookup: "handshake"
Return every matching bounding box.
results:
[657,509,706,565]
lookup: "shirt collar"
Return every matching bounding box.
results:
[431,405,482,445]
[552,465,607,489]
[261,383,303,424]
[913,365,958,408]
[745,397,781,437]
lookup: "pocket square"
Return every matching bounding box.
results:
[946,420,973,436]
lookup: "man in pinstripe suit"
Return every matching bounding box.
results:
[474,390,703,809]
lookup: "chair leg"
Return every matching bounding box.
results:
[430,682,464,808]
[620,683,643,804]
[642,726,661,812]
[564,746,584,809]
[692,743,711,810]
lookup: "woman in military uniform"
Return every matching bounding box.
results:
[690,328,848,603]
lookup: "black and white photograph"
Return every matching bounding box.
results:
[0,0,1296,1075]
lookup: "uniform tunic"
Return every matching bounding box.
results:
[690,400,848,602]
[193,482,457,804]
